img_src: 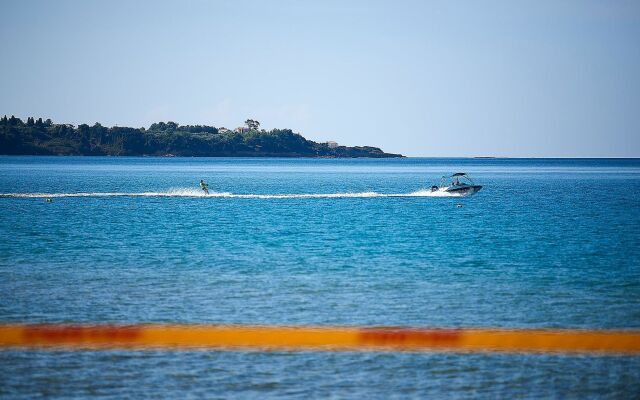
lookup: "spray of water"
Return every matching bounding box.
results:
[0,188,466,199]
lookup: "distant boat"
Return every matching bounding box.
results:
[431,173,482,196]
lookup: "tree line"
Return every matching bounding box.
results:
[0,116,401,158]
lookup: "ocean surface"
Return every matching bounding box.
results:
[1,156,639,398]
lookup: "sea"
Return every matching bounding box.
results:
[0,156,639,398]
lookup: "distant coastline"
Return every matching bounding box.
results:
[0,116,402,158]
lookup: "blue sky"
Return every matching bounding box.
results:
[1,0,639,157]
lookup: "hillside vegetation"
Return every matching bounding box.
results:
[0,116,402,158]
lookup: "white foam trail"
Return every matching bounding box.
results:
[0,188,465,199]
[400,189,465,197]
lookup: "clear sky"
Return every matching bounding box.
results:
[1,0,639,157]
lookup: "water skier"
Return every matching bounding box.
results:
[199,179,209,195]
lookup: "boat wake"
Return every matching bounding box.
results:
[0,188,466,199]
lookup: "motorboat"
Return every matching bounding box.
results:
[430,173,482,196]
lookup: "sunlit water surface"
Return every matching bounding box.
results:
[1,157,639,398]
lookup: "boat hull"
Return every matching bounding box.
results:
[444,185,482,196]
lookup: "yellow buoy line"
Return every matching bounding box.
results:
[0,324,639,354]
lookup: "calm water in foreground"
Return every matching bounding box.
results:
[1,156,639,398]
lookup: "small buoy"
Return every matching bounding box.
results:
[455,203,463,208]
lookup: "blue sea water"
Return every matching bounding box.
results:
[0,156,639,398]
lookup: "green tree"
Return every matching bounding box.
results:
[244,119,260,130]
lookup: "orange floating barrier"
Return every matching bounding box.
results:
[0,324,639,354]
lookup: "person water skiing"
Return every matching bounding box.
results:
[199,179,209,195]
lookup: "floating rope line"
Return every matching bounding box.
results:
[0,324,639,354]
